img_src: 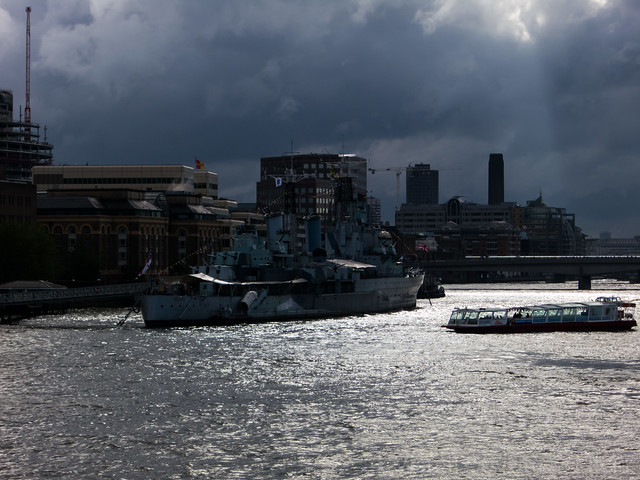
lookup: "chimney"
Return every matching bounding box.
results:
[488,153,504,205]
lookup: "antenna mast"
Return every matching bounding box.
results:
[25,6,32,126]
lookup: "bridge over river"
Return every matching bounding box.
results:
[421,256,640,289]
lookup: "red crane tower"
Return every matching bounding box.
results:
[25,6,31,126]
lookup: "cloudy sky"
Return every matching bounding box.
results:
[1,0,639,236]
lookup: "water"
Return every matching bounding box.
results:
[2,281,639,479]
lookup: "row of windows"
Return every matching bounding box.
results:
[194,182,218,190]
[61,177,190,185]
[49,224,225,238]
[0,215,31,223]
[50,224,169,235]
[0,195,32,207]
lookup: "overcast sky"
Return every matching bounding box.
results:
[2,0,639,236]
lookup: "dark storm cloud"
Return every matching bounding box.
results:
[1,0,639,236]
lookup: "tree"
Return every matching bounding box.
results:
[0,223,61,283]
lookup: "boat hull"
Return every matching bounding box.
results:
[444,319,637,334]
[141,275,424,327]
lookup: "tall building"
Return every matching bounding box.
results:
[406,163,438,205]
[256,152,367,223]
[0,89,53,182]
[488,153,504,205]
[521,195,583,255]
[367,195,382,226]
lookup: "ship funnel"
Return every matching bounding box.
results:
[266,213,284,252]
[304,215,322,254]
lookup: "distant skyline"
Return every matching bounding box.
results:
[1,1,639,237]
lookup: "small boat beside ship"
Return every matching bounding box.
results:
[444,296,637,333]
[417,274,445,299]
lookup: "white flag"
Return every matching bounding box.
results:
[275,177,283,187]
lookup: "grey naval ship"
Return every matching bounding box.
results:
[140,177,424,327]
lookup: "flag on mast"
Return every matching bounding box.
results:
[139,253,152,276]
[195,157,204,170]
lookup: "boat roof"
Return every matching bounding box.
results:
[516,302,612,310]
[455,301,625,314]
[452,307,508,313]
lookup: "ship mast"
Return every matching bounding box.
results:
[283,140,301,254]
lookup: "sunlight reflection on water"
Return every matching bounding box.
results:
[1,281,639,479]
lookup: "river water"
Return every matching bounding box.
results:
[1,281,639,479]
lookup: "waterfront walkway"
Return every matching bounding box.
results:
[0,282,148,321]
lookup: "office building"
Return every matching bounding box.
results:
[256,152,367,223]
[32,164,218,199]
[521,195,582,255]
[396,197,519,235]
[406,163,438,205]
[367,196,382,226]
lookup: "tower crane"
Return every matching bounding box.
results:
[368,165,410,211]
[25,6,31,128]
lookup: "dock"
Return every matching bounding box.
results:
[0,282,149,322]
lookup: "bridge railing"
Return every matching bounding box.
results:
[0,282,149,306]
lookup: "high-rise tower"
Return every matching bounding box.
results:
[488,153,504,205]
[406,163,439,205]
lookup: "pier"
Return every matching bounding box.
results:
[0,282,148,322]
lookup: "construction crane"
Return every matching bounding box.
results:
[368,165,410,211]
[25,6,31,126]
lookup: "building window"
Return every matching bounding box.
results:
[118,227,128,266]
[178,229,187,259]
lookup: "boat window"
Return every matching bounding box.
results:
[562,307,577,322]
[478,311,496,325]
[547,309,562,322]
[450,310,465,324]
[463,311,479,325]
[589,306,604,320]
[532,309,547,323]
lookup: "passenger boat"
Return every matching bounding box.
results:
[444,296,637,333]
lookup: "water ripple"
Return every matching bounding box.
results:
[1,284,640,479]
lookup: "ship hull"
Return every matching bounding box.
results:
[141,275,424,327]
